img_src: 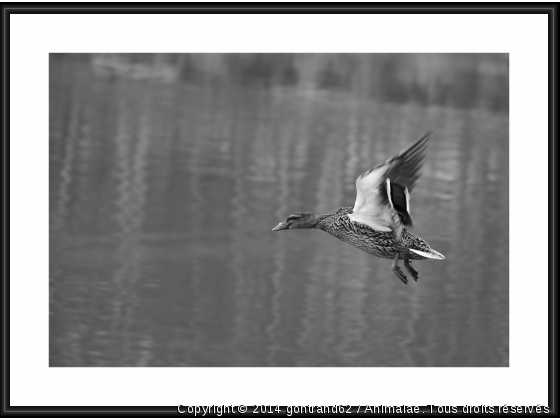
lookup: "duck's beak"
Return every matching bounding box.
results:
[272,222,289,231]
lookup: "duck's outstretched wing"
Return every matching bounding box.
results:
[348,130,432,232]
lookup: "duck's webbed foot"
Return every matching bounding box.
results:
[404,259,419,282]
[391,253,408,285]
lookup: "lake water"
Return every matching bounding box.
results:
[49,54,509,367]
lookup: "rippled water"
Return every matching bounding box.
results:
[49,55,508,366]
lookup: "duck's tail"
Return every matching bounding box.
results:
[410,248,445,260]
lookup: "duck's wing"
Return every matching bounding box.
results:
[349,161,394,231]
[348,130,432,232]
[384,130,431,192]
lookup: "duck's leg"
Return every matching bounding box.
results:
[391,253,408,284]
[390,224,409,284]
[404,259,419,282]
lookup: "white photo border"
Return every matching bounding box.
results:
[8,8,551,409]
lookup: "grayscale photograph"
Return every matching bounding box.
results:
[49,53,509,367]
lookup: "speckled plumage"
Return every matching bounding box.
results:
[315,207,435,261]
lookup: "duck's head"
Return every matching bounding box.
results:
[272,212,319,231]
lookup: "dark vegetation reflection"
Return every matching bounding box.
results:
[49,54,508,367]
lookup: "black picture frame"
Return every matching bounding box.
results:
[2,3,557,417]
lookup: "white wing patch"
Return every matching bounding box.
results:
[404,187,410,213]
[386,178,393,209]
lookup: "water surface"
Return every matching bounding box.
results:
[49,54,508,366]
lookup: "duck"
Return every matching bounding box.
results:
[271,130,444,285]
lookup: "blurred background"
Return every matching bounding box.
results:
[49,53,508,367]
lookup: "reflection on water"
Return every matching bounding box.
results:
[49,54,508,367]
